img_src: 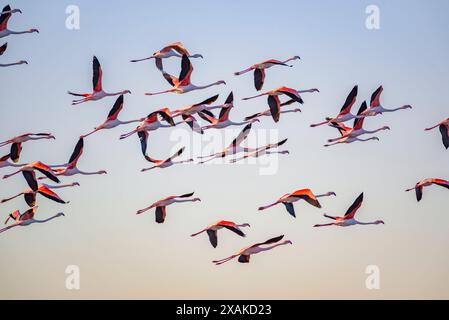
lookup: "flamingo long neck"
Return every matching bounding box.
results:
[1,192,24,202]
[365,127,386,134]
[119,119,142,125]
[258,241,289,252]
[0,62,23,67]
[195,82,222,90]
[356,220,378,225]
[383,105,409,112]
[282,57,298,64]
[45,183,75,189]
[173,198,196,203]
[259,201,280,211]
[106,91,127,97]
[316,193,333,198]
[34,215,61,223]
[9,29,34,35]
[357,137,378,142]
[297,88,317,94]
[78,170,104,175]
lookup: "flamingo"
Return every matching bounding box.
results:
[68,56,131,105]
[136,192,200,224]
[191,220,250,248]
[314,193,384,227]
[81,95,143,138]
[245,108,302,121]
[119,108,175,156]
[0,5,38,39]
[0,42,27,67]
[325,101,390,146]
[141,147,193,172]
[0,154,26,169]
[0,206,64,234]
[324,122,380,147]
[0,132,55,148]
[42,138,107,178]
[234,56,300,90]
[258,189,336,218]
[425,118,449,149]
[144,54,226,95]
[1,171,77,206]
[3,161,59,183]
[130,41,203,71]
[229,138,290,163]
[198,123,258,163]
[405,178,449,202]
[360,86,412,117]
[310,85,364,127]
[242,87,318,122]
[172,92,234,117]
[212,235,292,265]
[198,104,260,130]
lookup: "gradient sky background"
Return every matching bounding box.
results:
[1,0,449,299]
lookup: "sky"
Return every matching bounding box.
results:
[1,0,449,299]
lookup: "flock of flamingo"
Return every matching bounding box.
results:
[1,4,448,265]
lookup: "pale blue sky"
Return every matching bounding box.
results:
[1,0,449,299]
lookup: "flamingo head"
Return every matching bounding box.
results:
[19,60,28,65]
[326,192,337,197]
[375,220,385,225]
[292,56,301,60]
[311,88,320,92]
[99,170,107,174]
[12,9,22,14]
[284,240,293,245]
[123,90,132,94]
[57,212,65,217]
[72,182,80,187]
[191,54,203,58]
[216,80,226,85]
[241,223,251,228]
[382,126,391,131]
[403,105,412,109]
[30,29,39,33]
[193,198,201,202]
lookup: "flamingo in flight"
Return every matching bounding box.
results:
[0,43,27,67]
[68,56,131,105]
[191,220,250,248]
[141,147,193,172]
[310,85,364,127]
[0,154,26,169]
[1,171,77,207]
[0,133,55,164]
[405,179,449,202]
[136,192,200,224]
[130,41,203,71]
[245,108,302,121]
[172,92,234,118]
[242,87,318,123]
[425,118,449,149]
[234,56,300,91]
[324,101,389,147]
[42,138,107,178]
[314,193,384,227]
[198,103,260,130]
[81,95,143,138]
[0,5,38,39]
[145,54,226,95]
[360,86,412,117]
[229,138,290,163]
[198,123,259,163]
[3,161,59,183]
[119,108,175,157]
[0,206,64,235]
[258,189,336,218]
[212,235,292,265]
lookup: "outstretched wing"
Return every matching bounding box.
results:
[69,137,84,165]
[10,142,22,163]
[229,123,252,148]
[283,203,296,217]
[268,95,281,123]
[0,5,12,32]
[193,94,219,107]
[22,171,38,191]
[278,87,303,104]
[207,229,218,248]
[92,56,103,92]
[0,42,6,56]
[439,124,449,149]
[340,85,358,114]
[107,95,124,120]
[254,68,265,91]
[178,54,193,84]
[353,101,367,129]
[370,85,383,107]
[344,193,364,219]
[137,131,149,157]
[155,206,166,223]
[38,185,67,204]
[33,162,60,183]
[291,189,321,208]
[166,147,185,162]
